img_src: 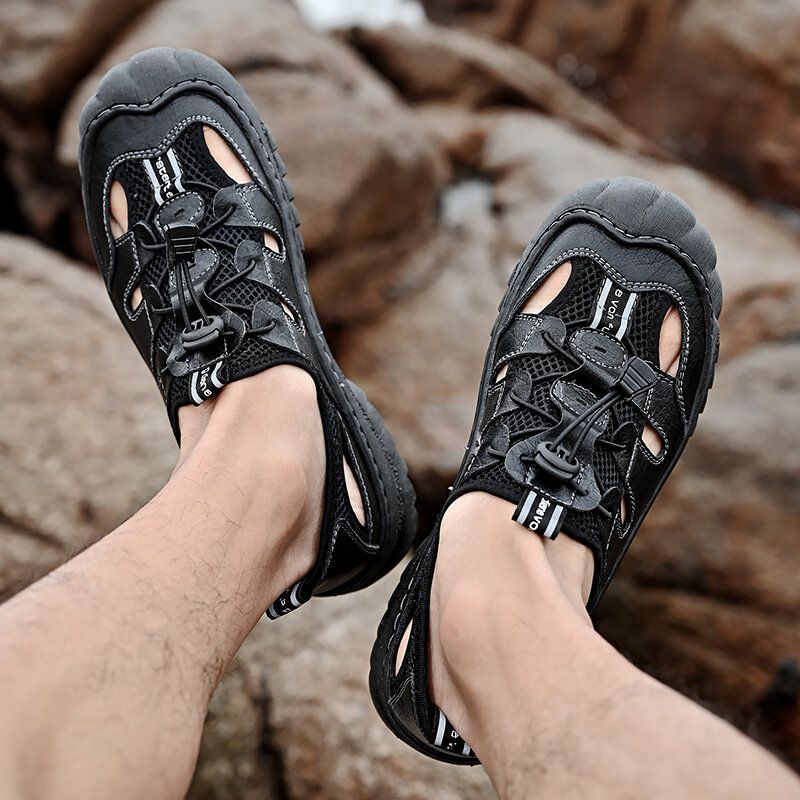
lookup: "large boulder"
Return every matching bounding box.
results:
[422,0,800,208]
[345,22,657,156]
[617,0,800,207]
[423,0,681,104]
[598,344,800,766]
[0,233,495,799]
[338,109,800,486]
[188,659,280,800]
[57,0,447,264]
[0,0,160,248]
[0,0,156,114]
[0,233,174,569]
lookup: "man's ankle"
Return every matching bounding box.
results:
[436,492,594,620]
[168,366,324,585]
[427,493,597,756]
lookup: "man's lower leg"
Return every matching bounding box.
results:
[0,366,323,800]
[429,492,800,800]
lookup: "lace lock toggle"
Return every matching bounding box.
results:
[617,356,657,396]
[164,221,199,260]
[181,315,225,352]
[533,442,581,482]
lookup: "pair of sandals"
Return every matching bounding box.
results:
[80,48,722,764]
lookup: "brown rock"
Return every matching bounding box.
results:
[188,659,280,800]
[425,0,682,105]
[340,109,800,494]
[597,582,800,769]
[0,233,174,559]
[479,111,800,360]
[0,519,63,603]
[57,0,446,261]
[346,22,658,156]
[621,343,800,615]
[0,0,157,114]
[240,577,495,800]
[423,0,800,207]
[339,208,510,509]
[310,217,443,328]
[421,0,526,42]
[337,113,800,765]
[617,0,800,207]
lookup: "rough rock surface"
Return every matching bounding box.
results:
[188,659,281,800]
[338,108,800,769]
[241,580,495,800]
[0,0,157,114]
[339,109,800,452]
[0,222,495,799]
[597,343,800,766]
[422,0,800,208]
[0,234,174,558]
[346,23,657,156]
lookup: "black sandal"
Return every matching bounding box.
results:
[370,177,722,763]
[79,48,417,616]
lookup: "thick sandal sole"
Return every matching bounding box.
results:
[79,47,417,597]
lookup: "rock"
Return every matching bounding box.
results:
[346,22,658,156]
[0,233,174,567]
[338,203,510,511]
[57,0,447,262]
[422,0,800,208]
[309,218,443,328]
[0,232,494,799]
[479,110,800,361]
[421,0,525,42]
[188,659,280,800]
[240,576,495,800]
[616,0,800,207]
[0,519,63,603]
[618,343,800,615]
[598,343,800,766]
[424,0,681,104]
[597,581,800,769]
[0,0,157,114]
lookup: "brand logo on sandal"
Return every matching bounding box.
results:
[513,489,564,539]
[590,278,637,340]
[189,362,225,405]
[143,147,185,205]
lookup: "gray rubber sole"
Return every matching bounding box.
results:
[519,176,722,316]
[79,47,417,596]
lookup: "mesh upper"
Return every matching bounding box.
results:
[113,122,290,412]
[458,255,674,553]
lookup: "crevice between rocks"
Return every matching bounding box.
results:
[257,675,291,800]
